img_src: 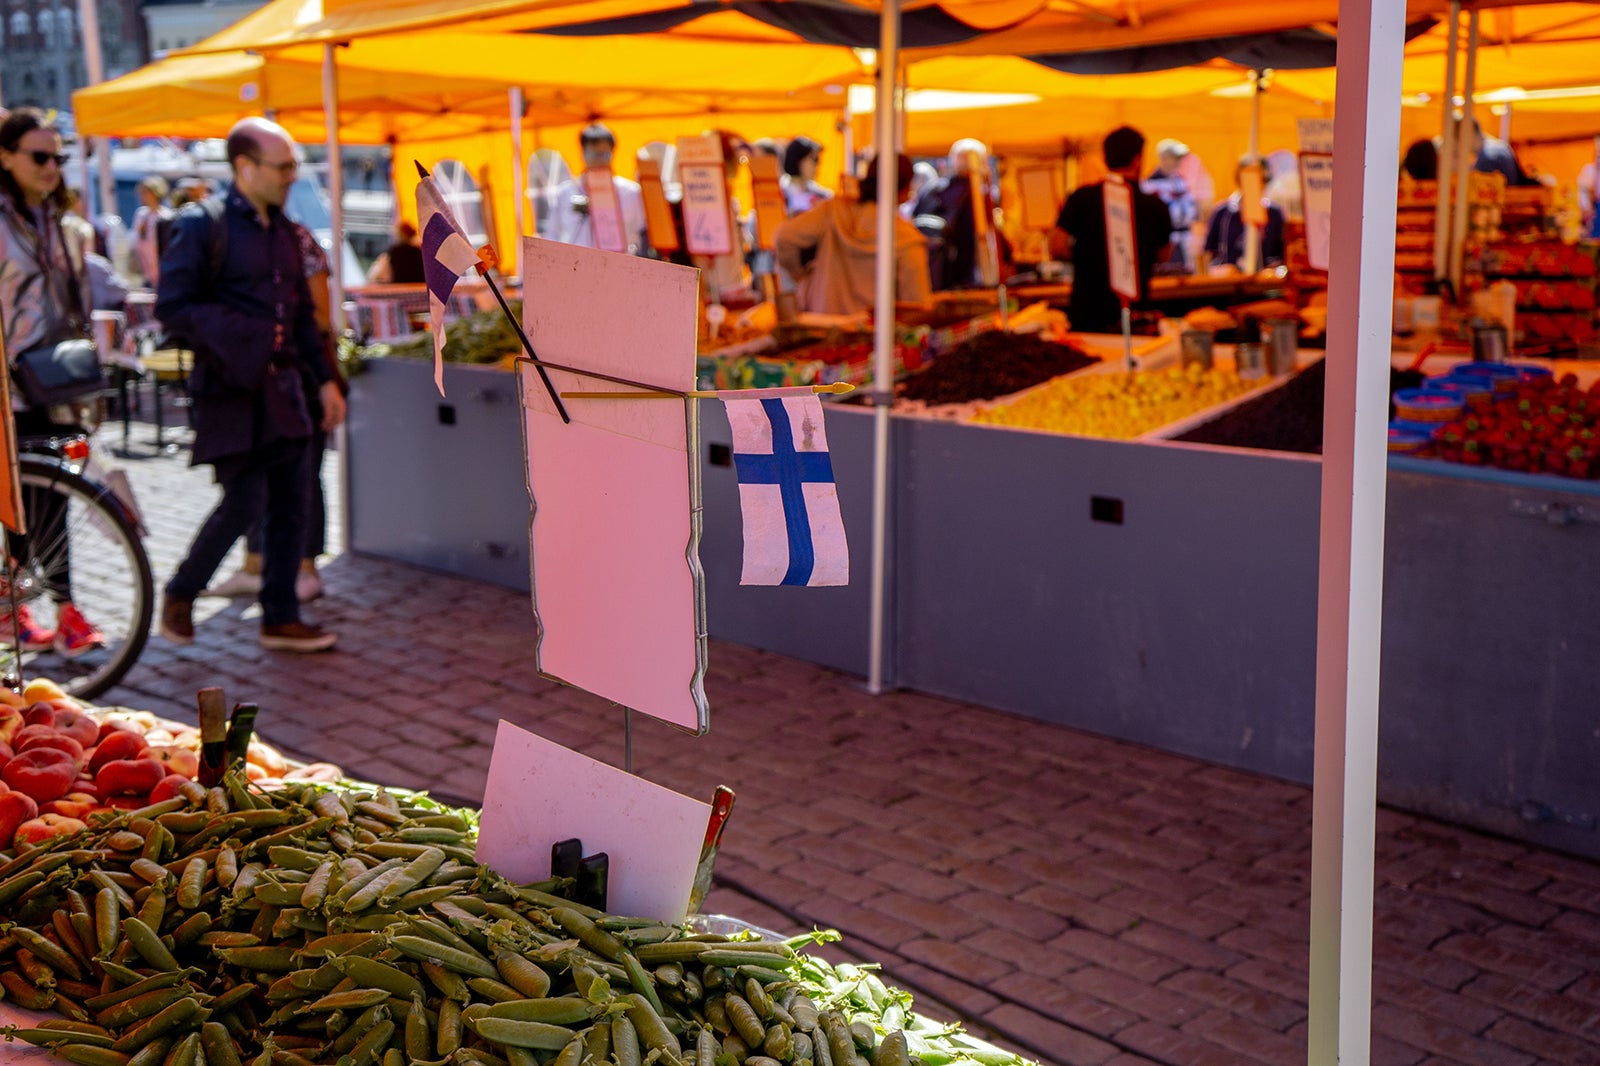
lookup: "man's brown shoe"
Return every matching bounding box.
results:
[260,621,337,653]
[159,597,194,645]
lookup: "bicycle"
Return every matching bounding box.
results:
[3,425,154,701]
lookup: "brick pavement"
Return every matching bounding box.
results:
[88,413,1600,1066]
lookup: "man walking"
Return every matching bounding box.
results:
[156,117,345,652]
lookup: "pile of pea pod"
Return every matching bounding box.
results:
[0,773,1034,1066]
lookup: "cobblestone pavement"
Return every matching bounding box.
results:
[87,411,1600,1066]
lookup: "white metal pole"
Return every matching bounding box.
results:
[867,0,899,695]
[1499,103,1511,142]
[510,87,526,276]
[1243,70,1264,274]
[322,44,346,333]
[1306,0,1404,1063]
[76,0,113,219]
[1433,1,1459,284]
[1449,9,1479,293]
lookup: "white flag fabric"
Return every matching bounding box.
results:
[416,176,482,395]
[723,393,848,587]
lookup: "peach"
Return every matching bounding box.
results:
[0,739,11,772]
[3,747,77,803]
[148,774,193,805]
[0,705,22,746]
[145,746,199,780]
[16,729,85,766]
[244,762,269,784]
[88,731,148,775]
[0,790,38,848]
[247,741,289,778]
[22,702,55,728]
[95,757,167,797]
[51,708,100,749]
[41,792,100,820]
[97,718,146,743]
[20,678,67,704]
[0,688,24,709]
[12,812,86,848]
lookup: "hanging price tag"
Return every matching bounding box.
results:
[677,134,734,257]
[1300,152,1334,271]
[584,166,628,254]
[636,155,680,253]
[748,153,787,251]
[1102,174,1140,305]
[1016,165,1060,232]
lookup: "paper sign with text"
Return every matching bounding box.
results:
[1102,175,1139,304]
[519,237,709,733]
[1300,153,1334,271]
[1240,162,1268,228]
[635,156,680,253]
[1016,165,1060,232]
[749,153,787,251]
[678,134,734,256]
[477,720,711,922]
[1298,118,1335,156]
[584,166,628,254]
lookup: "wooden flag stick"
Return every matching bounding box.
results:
[414,160,569,425]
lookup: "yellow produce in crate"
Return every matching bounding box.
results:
[972,363,1259,440]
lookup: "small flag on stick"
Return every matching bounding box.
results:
[415,166,482,396]
[722,386,848,587]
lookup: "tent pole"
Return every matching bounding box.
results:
[1450,8,1480,293]
[322,43,346,332]
[510,87,526,277]
[840,104,854,181]
[867,0,899,696]
[1433,0,1459,284]
[1498,102,1510,142]
[75,0,113,219]
[1306,0,1403,1063]
[1243,69,1263,274]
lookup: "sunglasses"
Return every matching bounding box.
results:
[27,150,67,167]
[249,156,300,175]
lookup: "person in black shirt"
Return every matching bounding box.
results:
[366,220,425,284]
[1050,126,1172,334]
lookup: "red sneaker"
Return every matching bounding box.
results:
[54,603,105,658]
[0,603,56,652]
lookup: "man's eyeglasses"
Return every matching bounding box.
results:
[28,151,67,168]
[250,156,300,175]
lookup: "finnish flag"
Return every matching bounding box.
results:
[416,174,482,396]
[724,390,849,587]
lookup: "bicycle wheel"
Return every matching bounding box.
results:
[6,456,154,701]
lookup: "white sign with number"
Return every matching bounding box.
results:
[677,134,733,257]
[584,166,627,254]
[1300,153,1335,271]
[1298,117,1335,155]
[1102,174,1139,304]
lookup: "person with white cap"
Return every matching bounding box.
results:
[1141,138,1200,274]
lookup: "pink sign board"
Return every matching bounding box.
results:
[584,166,628,254]
[519,236,708,733]
[477,719,711,922]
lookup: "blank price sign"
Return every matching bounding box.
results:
[1102,174,1139,304]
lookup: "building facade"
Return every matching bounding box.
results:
[0,0,147,116]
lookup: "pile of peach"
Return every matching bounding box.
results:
[0,678,337,852]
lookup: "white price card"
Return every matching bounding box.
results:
[584,165,628,254]
[1102,174,1139,304]
[1298,117,1335,155]
[678,133,734,256]
[1016,165,1060,232]
[477,720,710,922]
[1300,153,1334,271]
[518,237,708,734]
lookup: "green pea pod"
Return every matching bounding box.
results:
[200,1022,244,1066]
[119,916,180,972]
[469,1017,580,1052]
[726,993,767,1049]
[549,907,624,963]
[493,952,551,999]
[110,996,203,1053]
[405,993,432,1062]
[52,1045,132,1066]
[479,997,595,1026]
[161,1031,201,1066]
[95,986,192,1030]
[11,923,86,980]
[347,1018,396,1066]
[331,956,424,1000]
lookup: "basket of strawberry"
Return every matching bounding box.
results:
[1431,372,1600,478]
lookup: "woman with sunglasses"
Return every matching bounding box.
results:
[0,107,106,656]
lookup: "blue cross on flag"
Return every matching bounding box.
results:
[415,174,483,396]
[723,388,849,587]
